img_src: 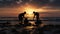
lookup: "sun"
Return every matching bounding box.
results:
[24,8,35,14]
[24,7,35,18]
[24,6,44,18]
[21,3,44,18]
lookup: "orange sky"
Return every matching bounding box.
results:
[0,4,60,17]
[0,7,60,17]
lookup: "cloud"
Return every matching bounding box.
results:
[49,0,54,2]
[49,0,60,7]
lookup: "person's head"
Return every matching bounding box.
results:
[33,11,35,13]
[24,12,26,14]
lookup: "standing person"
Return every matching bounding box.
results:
[18,12,26,23]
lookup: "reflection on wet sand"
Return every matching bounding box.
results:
[0,22,60,34]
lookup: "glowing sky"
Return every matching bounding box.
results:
[0,0,60,17]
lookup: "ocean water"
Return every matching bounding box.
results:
[0,17,60,25]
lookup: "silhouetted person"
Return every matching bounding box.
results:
[24,18,29,26]
[18,12,26,23]
[33,12,39,20]
[33,12,42,27]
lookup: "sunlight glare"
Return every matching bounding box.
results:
[24,8,35,14]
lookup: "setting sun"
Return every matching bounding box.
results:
[24,8,35,14]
